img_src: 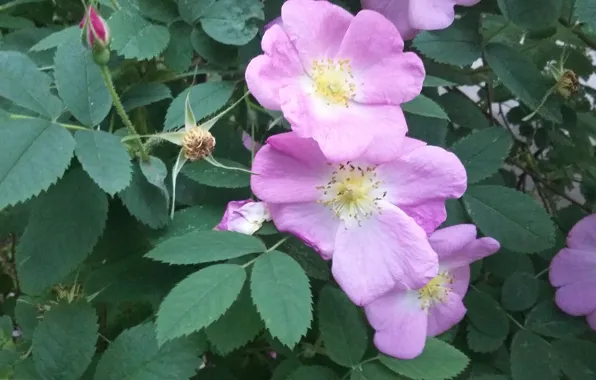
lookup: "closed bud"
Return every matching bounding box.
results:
[182,127,216,161]
[80,6,110,49]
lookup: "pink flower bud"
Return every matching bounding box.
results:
[215,200,272,235]
[79,6,110,48]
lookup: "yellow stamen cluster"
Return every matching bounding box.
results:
[182,127,216,161]
[418,272,454,310]
[311,58,356,107]
[317,162,386,226]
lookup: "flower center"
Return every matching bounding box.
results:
[317,162,386,226]
[311,59,356,107]
[418,271,454,310]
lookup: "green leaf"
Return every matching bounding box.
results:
[405,114,448,147]
[32,303,98,380]
[145,230,266,264]
[109,10,170,60]
[0,51,63,118]
[576,0,596,32]
[552,339,596,380]
[380,338,470,380]
[74,130,132,195]
[317,286,368,367]
[466,324,504,353]
[118,162,169,229]
[450,127,512,184]
[498,0,563,30]
[0,15,34,29]
[16,168,108,295]
[289,366,339,380]
[205,285,263,354]
[402,94,449,120]
[54,39,111,126]
[121,83,172,112]
[464,290,509,339]
[501,272,539,311]
[525,300,587,338]
[164,82,235,130]
[29,26,79,51]
[177,0,216,24]
[484,249,534,278]
[463,185,556,253]
[282,237,330,281]
[0,118,75,210]
[182,158,250,188]
[423,76,456,87]
[138,0,179,23]
[149,204,225,245]
[351,363,402,380]
[413,17,482,66]
[510,330,559,380]
[484,43,562,123]
[139,156,169,202]
[190,26,238,66]
[15,297,39,341]
[200,0,264,45]
[156,264,246,345]
[250,250,312,348]
[438,92,491,130]
[163,22,194,73]
[94,323,201,380]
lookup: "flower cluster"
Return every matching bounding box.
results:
[223,0,499,358]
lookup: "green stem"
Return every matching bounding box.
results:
[99,65,149,161]
[9,114,88,131]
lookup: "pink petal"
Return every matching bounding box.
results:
[281,0,352,70]
[587,310,596,331]
[265,131,328,166]
[408,0,458,31]
[354,52,425,105]
[448,265,471,298]
[377,145,467,229]
[567,214,596,251]
[279,84,407,162]
[400,199,449,235]
[332,203,439,306]
[427,291,467,336]
[429,224,477,256]
[361,0,419,40]
[269,202,339,259]
[357,106,408,164]
[245,24,305,110]
[336,10,405,71]
[241,131,262,153]
[549,248,596,287]
[251,143,330,204]
[364,290,428,359]
[554,281,596,316]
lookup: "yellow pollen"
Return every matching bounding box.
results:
[418,272,454,310]
[311,58,356,107]
[316,162,386,227]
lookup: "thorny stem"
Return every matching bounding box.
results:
[9,113,89,131]
[99,65,149,161]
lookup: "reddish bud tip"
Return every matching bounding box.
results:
[80,6,110,48]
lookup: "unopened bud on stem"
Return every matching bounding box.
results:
[80,6,111,65]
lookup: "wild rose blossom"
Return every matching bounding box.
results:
[79,6,110,48]
[361,0,481,40]
[216,200,272,235]
[364,224,500,359]
[549,214,596,330]
[246,0,425,163]
[251,132,467,305]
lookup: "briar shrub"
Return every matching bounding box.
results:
[0,0,595,379]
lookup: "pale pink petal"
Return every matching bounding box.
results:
[336,10,404,71]
[400,137,427,154]
[440,238,500,269]
[549,248,596,287]
[378,145,467,227]
[361,0,418,40]
[241,131,262,153]
[280,84,407,162]
[268,202,339,259]
[429,224,477,257]
[354,52,425,105]
[400,199,449,235]
[554,281,596,316]
[245,24,305,110]
[332,203,439,306]
[251,144,330,204]
[409,0,458,31]
[265,131,328,166]
[364,290,428,359]
[587,310,596,331]
[448,265,470,298]
[567,214,596,250]
[281,0,352,70]
[358,107,407,164]
[427,291,467,336]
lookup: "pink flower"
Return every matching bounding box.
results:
[242,131,262,153]
[246,0,425,163]
[79,6,110,48]
[215,200,272,235]
[251,132,467,305]
[361,0,481,40]
[364,225,499,359]
[549,214,596,330]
